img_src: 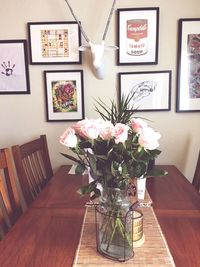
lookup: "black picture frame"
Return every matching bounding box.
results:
[117,7,159,65]
[176,18,200,112]
[44,70,85,122]
[28,21,82,64]
[118,70,171,111]
[0,40,30,94]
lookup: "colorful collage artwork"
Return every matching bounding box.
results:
[41,29,69,58]
[52,80,77,113]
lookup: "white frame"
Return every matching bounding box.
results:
[119,71,171,111]
[28,21,81,64]
[0,40,30,94]
[117,7,159,65]
[176,18,200,112]
[44,70,85,121]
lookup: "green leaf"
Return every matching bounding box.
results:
[75,163,86,175]
[91,168,103,178]
[79,140,92,150]
[94,98,111,121]
[94,154,107,161]
[111,161,119,176]
[94,91,138,125]
[90,188,101,200]
[129,160,147,178]
[77,180,96,196]
[87,152,97,173]
[121,163,129,176]
[146,169,168,177]
[148,149,161,158]
[60,152,81,164]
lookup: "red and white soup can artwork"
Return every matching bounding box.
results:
[126,19,148,56]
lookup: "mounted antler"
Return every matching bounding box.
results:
[64,0,118,80]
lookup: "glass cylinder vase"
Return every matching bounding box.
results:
[95,188,134,262]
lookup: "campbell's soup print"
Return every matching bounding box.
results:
[126,19,148,56]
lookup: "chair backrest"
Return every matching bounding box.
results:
[192,151,200,192]
[0,148,22,239]
[12,135,53,206]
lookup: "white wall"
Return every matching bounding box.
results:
[0,0,199,182]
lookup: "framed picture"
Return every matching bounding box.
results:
[28,21,81,64]
[44,70,85,121]
[176,18,200,112]
[117,7,159,65]
[0,40,30,94]
[118,71,171,111]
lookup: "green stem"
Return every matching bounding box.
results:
[117,217,132,247]
[105,216,119,252]
[100,212,112,245]
[104,212,132,252]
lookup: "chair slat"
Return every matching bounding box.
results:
[0,178,12,218]
[23,157,39,198]
[12,135,53,206]
[32,152,45,187]
[0,192,12,230]
[27,155,41,192]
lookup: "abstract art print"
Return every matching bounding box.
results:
[176,18,200,112]
[0,40,30,94]
[44,70,84,121]
[28,22,81,64]
[118,71,171,111]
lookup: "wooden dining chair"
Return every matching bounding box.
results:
[192,151,200,192]
[0,148,22,239]
[12,135,53,206]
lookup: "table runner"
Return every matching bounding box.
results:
[73,192,176,267]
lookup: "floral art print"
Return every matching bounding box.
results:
[52,80,77,113]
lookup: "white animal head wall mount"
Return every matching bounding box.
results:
[64,0,118,80]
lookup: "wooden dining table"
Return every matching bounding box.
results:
[146,165,200,267]
[0,165,199,267]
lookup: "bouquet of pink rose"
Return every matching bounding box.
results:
[60,94,167,261]
[60,114,165,199]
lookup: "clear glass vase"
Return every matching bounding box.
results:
[95,187,134,262]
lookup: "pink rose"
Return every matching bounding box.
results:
[79,119,100,140]
[73,118,89,135]
[130,118,147,134]
[99,121,114,140]
[60,128,78,148]
[138,127,161,150]
[113,123,129,144]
